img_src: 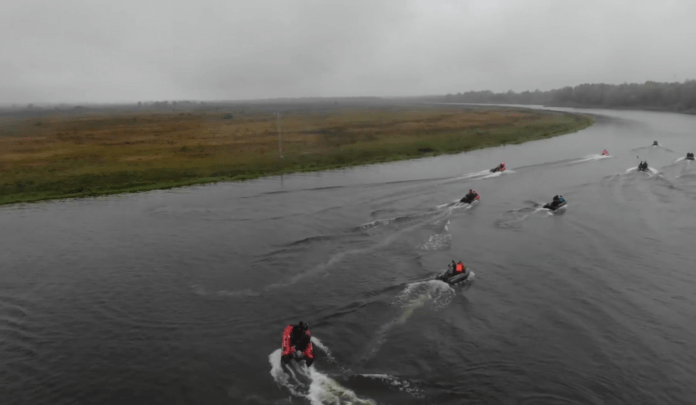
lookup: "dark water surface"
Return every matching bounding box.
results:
[1,107,695,404]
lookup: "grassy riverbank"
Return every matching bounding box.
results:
[0,105,593,205]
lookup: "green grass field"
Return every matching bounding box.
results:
[0,105,593,205]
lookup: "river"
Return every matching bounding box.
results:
[1,106,695,404]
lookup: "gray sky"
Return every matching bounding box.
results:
[2,0,696,104]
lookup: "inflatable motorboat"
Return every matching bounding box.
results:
[436,264,474,286]
[637,161,650,172]
[543,198,567,211]
[460,192,480,204]
[686,152,694,161]
[490,163,506,173]
[281,323,315,367]
[652,141,659,146]
[601,150,609,156]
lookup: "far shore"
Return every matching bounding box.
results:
[430,100,696,116]
[0,104,594,206]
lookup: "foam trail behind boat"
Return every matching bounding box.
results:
[269,345,377,405]
[496,204,550,227]
[355,374,426,400]
[478,169,515,180]
[416,220,451,251]
[568,154,612,164]
[437,168,506,185]
[269,349,309,398]
[451,169,492,181]
[361,280,454,361]
[307,369,377,405]
[265,209,452,291]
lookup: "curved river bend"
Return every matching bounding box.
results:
[1,107,695,404]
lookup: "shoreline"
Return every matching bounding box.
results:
[0,107,594,206]
[431,100,696,116]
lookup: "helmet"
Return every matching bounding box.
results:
[298,321,308,330]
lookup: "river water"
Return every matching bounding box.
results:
[1,106,695,405]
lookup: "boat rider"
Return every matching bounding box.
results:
[291,322,311,350]
[448,260,456,274]
[446,260,465,276]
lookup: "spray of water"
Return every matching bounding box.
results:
[269,341,377,404]
[358,374,426,399]
[361,280,454,361]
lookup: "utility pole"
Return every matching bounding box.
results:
[276,111,284,159]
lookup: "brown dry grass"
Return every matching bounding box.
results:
[0,105,592,205]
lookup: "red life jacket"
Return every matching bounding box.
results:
[455,263,464,273]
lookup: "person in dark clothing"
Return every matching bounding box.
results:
[291,322,309,349]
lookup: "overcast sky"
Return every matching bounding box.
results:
[2,0,696,104]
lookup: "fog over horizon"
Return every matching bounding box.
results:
[2,0,696,105]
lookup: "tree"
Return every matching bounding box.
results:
[440,80,696,111]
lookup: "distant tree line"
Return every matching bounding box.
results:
[136,100,204,109]
[443,80,696,112]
